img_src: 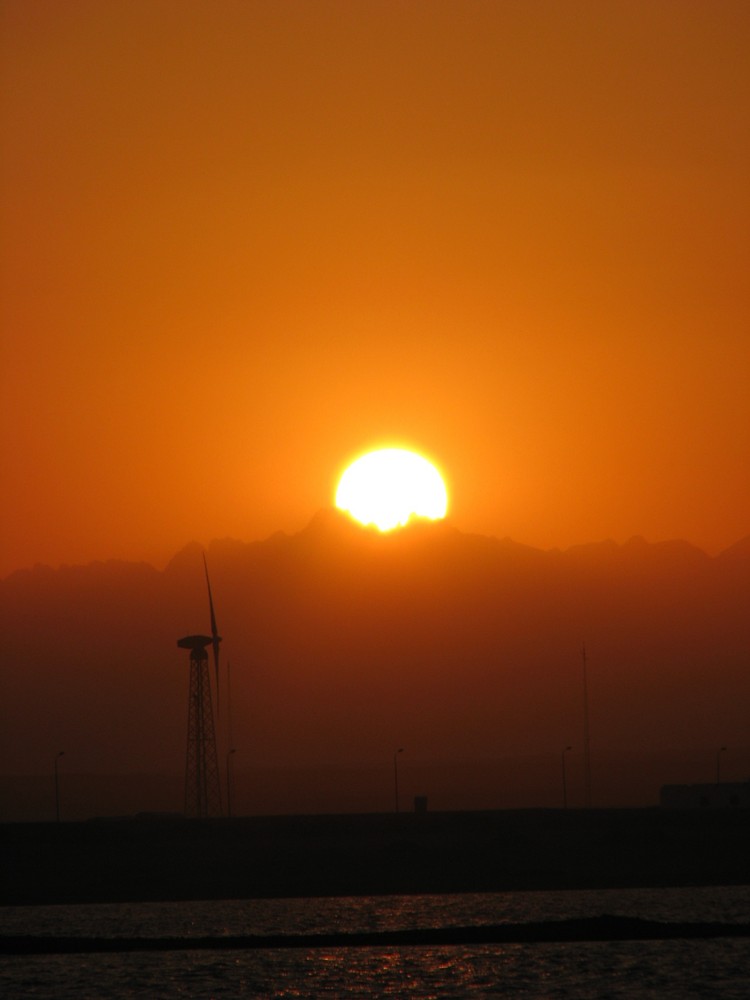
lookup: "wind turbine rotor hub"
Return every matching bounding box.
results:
[177,634,213,655]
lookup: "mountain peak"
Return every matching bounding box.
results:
[299,507,461,545]
[716,534,750,561]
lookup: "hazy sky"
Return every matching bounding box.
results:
[2,0,748,576]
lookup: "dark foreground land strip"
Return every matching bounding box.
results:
[4,810,750,906]
[3,916,750,955]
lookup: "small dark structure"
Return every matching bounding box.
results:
[660,782,750,809]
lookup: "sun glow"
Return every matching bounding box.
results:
[335,448,448,531]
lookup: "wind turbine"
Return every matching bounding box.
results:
[177,555,223,818]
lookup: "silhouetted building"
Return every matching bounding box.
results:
[660,782,750,809]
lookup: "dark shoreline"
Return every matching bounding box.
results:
[2,808,749,907]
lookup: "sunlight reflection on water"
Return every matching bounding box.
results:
[2,940,749,999]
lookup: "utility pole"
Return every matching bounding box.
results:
[226,748,236,817]
[394,748,404,813]
[716,746,727,784]
[561,745,572,809]
[54,751,64,822]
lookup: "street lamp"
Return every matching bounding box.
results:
[394,748,404,813]
[716,746,727,785]
[54,751,65,822]
[561,746,572,809]
[226,748,237,818]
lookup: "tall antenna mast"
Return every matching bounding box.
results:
[226,658,236,818]
[581,642,592,808]
[226,659,233,752]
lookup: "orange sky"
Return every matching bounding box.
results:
[2,0,748,578]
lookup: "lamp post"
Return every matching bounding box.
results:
[716,746,727,785]
[54,751,64,822]
[226,748,236,818]
[393,748,404,813]
[561,746,572,810]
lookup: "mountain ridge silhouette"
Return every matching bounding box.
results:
[3,509,748,584]
[1,511,748,818]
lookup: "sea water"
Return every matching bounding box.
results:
[2,886,749,998]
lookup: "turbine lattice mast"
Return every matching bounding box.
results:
[178,556,224,819]
[184,644,222,817]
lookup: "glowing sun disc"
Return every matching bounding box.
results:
[335,448,448,531]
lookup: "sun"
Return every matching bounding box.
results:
[335,448,448,531]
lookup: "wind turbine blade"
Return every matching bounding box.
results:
[204,553,221,710]
[204,553,218,639]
